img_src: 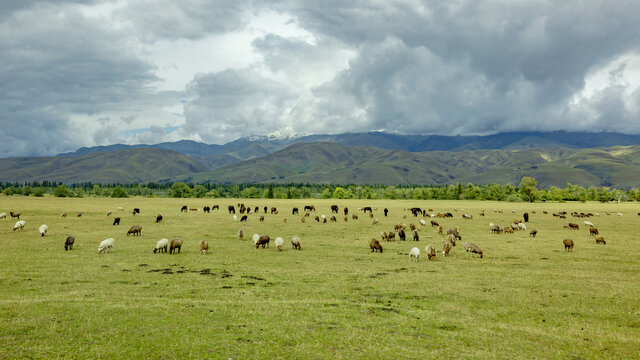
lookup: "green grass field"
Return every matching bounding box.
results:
[1,196,639,359]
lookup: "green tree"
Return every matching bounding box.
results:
[170,182,193,198]
[519,177,538,202]
[111,186,128,198]
[54,184,71,197]
[193,185,208,198]
[266,183,274,199]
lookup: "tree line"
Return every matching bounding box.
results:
[1,177,637,202]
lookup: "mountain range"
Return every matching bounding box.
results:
[2,131,640,188]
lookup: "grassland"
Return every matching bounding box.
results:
[0,196,639,359]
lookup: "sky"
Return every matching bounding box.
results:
[1,0,639,157]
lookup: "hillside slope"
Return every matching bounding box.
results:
[0,148,208,184]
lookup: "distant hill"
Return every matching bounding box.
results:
[0,148,208,184]
[171,142,640,188]
[55,131,640,171]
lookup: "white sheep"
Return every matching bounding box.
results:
[0,212,6,219]
[291,235,301,250]
[117,207,124,211]
[419,218,426,226]
[252,233,260,246]
[39,224,48,237]
[489,222,495,229]
[373,218,379,225]
[583,221,594,227]
[617,212,623,216]
[233,215,238,221]
[409,247,421,261]
[517,223,527,231]
[98,238,114,254]
[154,238,169,253]
[13,220,26,231]
[275,237,284,251]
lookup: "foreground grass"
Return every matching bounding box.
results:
[0,196,639,359]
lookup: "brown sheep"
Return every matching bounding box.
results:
[438,225,444,235]
[200,239,209,254]
[256,235,270,249]
[595,236,606,245]
[64,234,75,251]
[259,215,265,222]
[314,215,320,222]
[442,241,452,257]
[330,215,337,222]
[344,216,348,222]
[238,228,244,241]
[331,205,339,213]
[380,231,388,241]
[181,205,188,212]
[301,216,306,223]
[447,233,457,247]
[464,242,483,258]
[113,217,121,226]
[10,211,20,219]
[76,212,82,217]
[170,238,183,254]
[504,227,514,234]
[369,238,383,253]
[412,229,419,241]
[60,212,67,218]
[126,225,142,236]
[589,228,599,236]
[291,235,302,250]
[563,238,574,251]
[352,214,359,220]
[387,231,396,241]
[430,220,439,227]
[425,244,436,260]
[529,229,538,237]
[270,207,277,214]
[398,229,406,241]
[155,214,163,223]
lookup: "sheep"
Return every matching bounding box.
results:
[563,238,574,252]
[301,216,306,223]
[517,223,527,231]
[398,229,406,241]
[419,218,426,226]
[76,212,82,217]
[132,208,140,215]
[113,217,121,226]
[595,236,606,245]
[13,220,26,231]
[409,247,421,261]
[170,238,183,254]
[256,235,270,249]
[117,206,124,211]
[462,213,473,220]
[39,224,48,237]
[98,238,114,254]
[10,211,20,219]
[464,242,483,258]
[584,221,594,227]
[275,237,284,251]
[425,244,436,260]
[412,229,419,241]
[589,228,599,236]
[372,218,379,225]
[430,220,439,227]
[380,231,388,241]
[617,212,623,216]
[442,241,452,257]
[154,238,169,253]
[106,210,112,216]
[156,214,163,223]
[369,238,383,253]
[60,212,67,218]
[529,229,538,237]
[233,215,238,222]
[330,215,337,222]
[200,239,209,254]
[252,233,260,246]
[240,215,248,222]
[259,215,265,222]
[352,214,358,220]
[447,233,457,247]
[181,205,188,213]
[126,225,142,236]
[291,235,302,250]
[0,212,5,219]
[64,234,75,251]
[238,228,244,241]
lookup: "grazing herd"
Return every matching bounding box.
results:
[2,202,627,264]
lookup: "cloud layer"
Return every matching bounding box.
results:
[1,0,639,156]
